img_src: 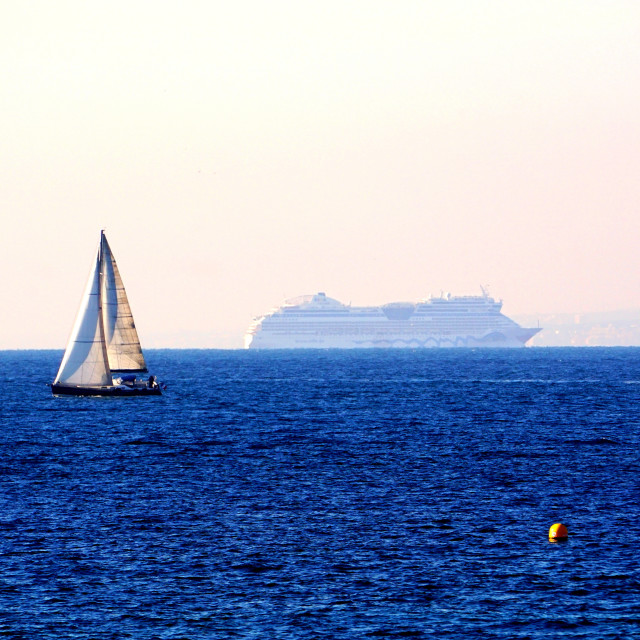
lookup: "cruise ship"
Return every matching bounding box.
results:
[244,290,541,349]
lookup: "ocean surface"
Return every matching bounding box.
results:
[1,348,639,639]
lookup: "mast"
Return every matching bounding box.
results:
[98,230,112,382]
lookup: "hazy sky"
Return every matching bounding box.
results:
[2,1,639,348]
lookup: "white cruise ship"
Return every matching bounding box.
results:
[245,291,541,349]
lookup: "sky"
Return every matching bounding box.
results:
[1,1,639,349]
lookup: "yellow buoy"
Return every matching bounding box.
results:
[549,523,569,540]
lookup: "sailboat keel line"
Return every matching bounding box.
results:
[51,384,162,397]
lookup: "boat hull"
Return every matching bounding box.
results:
[51,383,162,397]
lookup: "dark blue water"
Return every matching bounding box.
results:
[1,348,639,639]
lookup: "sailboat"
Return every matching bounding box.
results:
[51,231,162,396]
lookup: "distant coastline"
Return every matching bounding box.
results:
[514,309,640,347]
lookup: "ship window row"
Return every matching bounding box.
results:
[279,309,500,316]
[270,316,497,322]
[266,327,497,336]
[266,320,498,327]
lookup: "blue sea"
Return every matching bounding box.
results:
[1,348,639,639]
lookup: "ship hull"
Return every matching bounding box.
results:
[246,328,541,350]
[245,292,541,350]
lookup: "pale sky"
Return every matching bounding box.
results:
[1,1,639,348]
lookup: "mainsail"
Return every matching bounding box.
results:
[101,234,148,373]
[53,243,112,387]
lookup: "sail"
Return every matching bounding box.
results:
[101,233,148,372]
[53,245,112,387]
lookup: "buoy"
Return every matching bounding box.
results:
[549,523,569,540]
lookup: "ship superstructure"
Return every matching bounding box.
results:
[245,291,540,349]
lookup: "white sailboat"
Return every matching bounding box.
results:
[52,231,162,396]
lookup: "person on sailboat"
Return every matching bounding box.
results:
[148,375,157,389]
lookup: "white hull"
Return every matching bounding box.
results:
[246,330,539,349]
[245,292,541,350]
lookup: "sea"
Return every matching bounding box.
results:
[0,348,639,639]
